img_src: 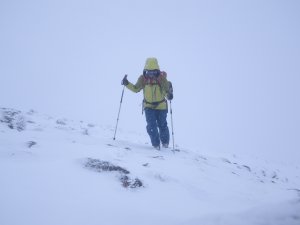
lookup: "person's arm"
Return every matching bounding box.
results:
[125,75,144,93]
[160,76,170,92]
[167,81,173,100]
[160,75,173,100]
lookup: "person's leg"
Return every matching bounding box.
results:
[144,108,160,148]
[157,109,170,147]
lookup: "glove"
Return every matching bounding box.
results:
[167,81,173,100]
[167,93,173,100]
[121,75,129,86]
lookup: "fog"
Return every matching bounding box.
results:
[1,0,299,162]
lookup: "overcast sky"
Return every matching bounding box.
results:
[1,0,299,162]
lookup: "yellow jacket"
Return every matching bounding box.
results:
[126,75,170,110]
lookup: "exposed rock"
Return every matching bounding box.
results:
[56,119,67,125]
[221,158,231,164]
[85,158,130,174]
[271,171,278,179]
[198,155,207,161]
[27,141,37,148]
[84,158,143,189]
[120,175,143,188]
[242,165,251,172]
[152,156,164,160]
[0,108,26,131]
[82,128,89,135]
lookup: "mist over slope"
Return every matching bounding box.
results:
[1,0,300,162]
[1,107,299,225]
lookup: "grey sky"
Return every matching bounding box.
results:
[1,0,299,162]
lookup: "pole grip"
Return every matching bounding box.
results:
[122,74,128,85]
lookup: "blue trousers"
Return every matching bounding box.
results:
[144,108,170,147]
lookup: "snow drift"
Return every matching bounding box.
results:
[0,107,299,225]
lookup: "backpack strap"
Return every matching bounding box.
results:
[143,98,166,107]
[142,74,163,86]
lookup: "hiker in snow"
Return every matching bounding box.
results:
[121,58,173,150]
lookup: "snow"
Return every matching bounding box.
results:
[0,108,299,225]
[183,200,300,225]
[1,1,300,224]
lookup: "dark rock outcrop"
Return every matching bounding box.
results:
[0,108,26,131]
[84,158,143,189]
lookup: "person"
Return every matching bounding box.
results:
[121,57,173,150]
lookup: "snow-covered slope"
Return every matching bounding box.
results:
[0,107,299,225]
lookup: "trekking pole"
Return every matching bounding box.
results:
[113,75,127,140]
[169,100,175,151]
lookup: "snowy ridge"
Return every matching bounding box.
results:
[0,107,300,225]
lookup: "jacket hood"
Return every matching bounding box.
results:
[144,57,160,70]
